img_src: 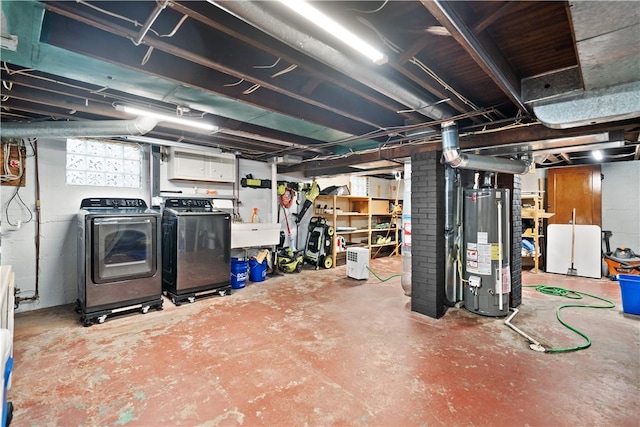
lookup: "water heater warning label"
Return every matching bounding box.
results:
[466,243,478,272]
[466,242,491,275]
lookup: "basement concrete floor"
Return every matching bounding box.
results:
[7,256,640,426]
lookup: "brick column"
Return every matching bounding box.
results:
[410,151,446,319]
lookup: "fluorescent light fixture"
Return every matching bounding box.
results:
[115,104,218,132]
[277,0,387,64]
[592,150,603,161]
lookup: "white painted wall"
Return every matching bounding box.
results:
[368,176,403,199]
[521,168,547,193]
[236,159,274,224]
[602,161,640,252]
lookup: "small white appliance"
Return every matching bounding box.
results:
[347,247,370,280]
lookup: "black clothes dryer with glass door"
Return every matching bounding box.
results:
[77,198,163,326]
[162,198,232,305]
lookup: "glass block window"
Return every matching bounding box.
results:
[66,139,142,187]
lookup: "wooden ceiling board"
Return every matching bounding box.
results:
[483,2,578,76]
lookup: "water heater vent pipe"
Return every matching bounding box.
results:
[441,121,531,174]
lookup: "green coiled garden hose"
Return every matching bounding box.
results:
[524,285,616,353]
[366,266,401,282]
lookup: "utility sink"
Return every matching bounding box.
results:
[231,223,281,249]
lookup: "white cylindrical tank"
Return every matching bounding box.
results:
[401,161,412,296]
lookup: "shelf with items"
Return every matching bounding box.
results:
[315,195,400,267]
[370,197,401,258]
[315,195,370,267]
[370,224,398,256]
[521,191,554,273]
[336,228,369,235]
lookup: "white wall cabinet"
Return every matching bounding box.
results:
[168,147,235,183]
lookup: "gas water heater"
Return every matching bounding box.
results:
[463,188,511,316]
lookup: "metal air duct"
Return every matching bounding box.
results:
[533,81,640,129]
[441,122,531,175]
[528,2,640,128]
[209,1,453,121]
[0,117,158,139]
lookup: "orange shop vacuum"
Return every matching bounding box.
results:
[602,231,640,278]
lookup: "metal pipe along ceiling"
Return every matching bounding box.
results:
[0,117,159,139]
[441,122,531,175]
[209,0,453,122]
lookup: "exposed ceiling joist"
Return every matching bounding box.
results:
[165,1,415,117]
[43,3,396,133]
[558,152,572,164]
[421,0,529,114]
[471,1,515,33]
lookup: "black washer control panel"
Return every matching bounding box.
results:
[164,198,213,211]
[80,198,148,208]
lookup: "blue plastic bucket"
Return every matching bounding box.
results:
[249,258,267,282]
[618,274,640,315]
[230,258,248,289]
